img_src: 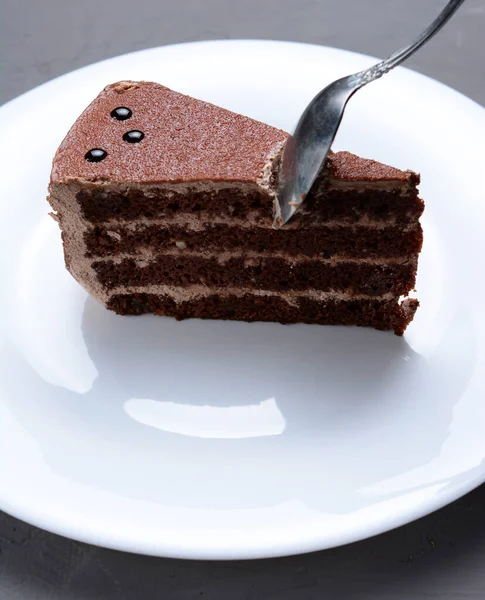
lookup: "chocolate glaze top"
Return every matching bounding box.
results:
[328,151,419,185]
[50,81,288,185]
[50,80,419,187]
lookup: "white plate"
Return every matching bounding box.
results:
[1,40,485,560]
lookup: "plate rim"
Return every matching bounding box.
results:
[3,38,484,114]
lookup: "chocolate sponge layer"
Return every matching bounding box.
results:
[85,222,423,259]
[108,292,419,336]
[93,255,417,296]
[77,186,424,225]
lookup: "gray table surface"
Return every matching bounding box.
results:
[1,0,484,598]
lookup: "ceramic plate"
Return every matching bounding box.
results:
[1,40,485,560]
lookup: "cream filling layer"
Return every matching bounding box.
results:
[107,284,399,306]
[88,213,420,232]
[92,248,418,266]
[64,175,411,194]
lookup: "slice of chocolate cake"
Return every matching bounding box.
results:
[48,81,423,335]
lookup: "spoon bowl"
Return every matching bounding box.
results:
[276,0,466,226]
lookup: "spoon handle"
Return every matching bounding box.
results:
[352,0,466,87]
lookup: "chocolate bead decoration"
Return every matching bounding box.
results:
[85,148,107,162]
[123,130,144,143]
[111,107,132,121]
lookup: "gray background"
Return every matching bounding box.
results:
[1,0,484,598]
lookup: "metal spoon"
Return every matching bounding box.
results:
[276,0,466,227]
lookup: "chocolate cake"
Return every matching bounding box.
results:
[48,81,424,335]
